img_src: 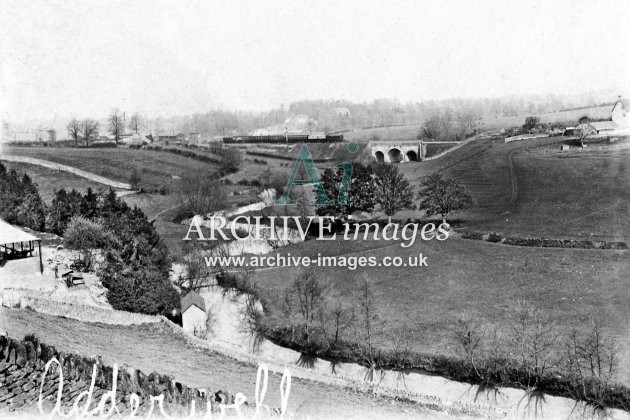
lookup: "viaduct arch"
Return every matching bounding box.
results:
[367,141,427,163]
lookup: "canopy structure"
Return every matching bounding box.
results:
[0,219,43,273]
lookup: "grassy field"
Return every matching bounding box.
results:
[251,236,630,385]
[0,308,446,419]
[337,105,612,142]
[397,135,630,241]
[0,161,119,202]
[479,105,612,132]
[3,147,221,191]
[342,125,424,142]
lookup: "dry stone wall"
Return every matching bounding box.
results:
[0,334,240,417]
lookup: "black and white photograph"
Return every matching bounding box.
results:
[1,1,630,418]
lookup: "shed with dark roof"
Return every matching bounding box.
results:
[181,291,208,334]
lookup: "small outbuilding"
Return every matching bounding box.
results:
[0,219,43,273]
[181,291,207,335]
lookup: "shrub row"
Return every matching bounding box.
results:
[224,275,630,413]
[459,231,629,250]
[145,145,223,165]
[245,150,331,163]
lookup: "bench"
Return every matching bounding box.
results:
[62,271,85,287]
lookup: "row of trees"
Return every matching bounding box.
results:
[178,162,473,231]
[66,110,145,147]
[418,109,478,142]
[317,163,473,222]
[52,188,179,316]
[231,264,627,412]
[136,93,606,138]
[0,163,46,231]
[66,118,99,147]
[0,162,179,316]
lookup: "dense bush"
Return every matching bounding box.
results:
[46,188,99,235]
[418,110,477,142]
[48,187,179,316]
[0,162,46,231]
[178,174,229,217]
[316,163,376,218]
[63,216,117,270]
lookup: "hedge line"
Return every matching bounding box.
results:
[245,150,331,163]
[459,231,628,250]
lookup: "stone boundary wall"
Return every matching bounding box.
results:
[504,133,550,143]
[0,292,161,326]
[457,230,629,250]
[0,334,237,417]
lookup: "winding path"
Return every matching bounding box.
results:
[0,154,132,190]
[507,149,519,204]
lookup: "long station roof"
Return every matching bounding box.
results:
[0,219,40,246]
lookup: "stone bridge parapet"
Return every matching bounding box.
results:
[367,140,426,163]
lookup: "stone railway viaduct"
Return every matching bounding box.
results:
[367,140,460,163]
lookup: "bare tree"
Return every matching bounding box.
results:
[565,321,619,406]
[319,298,355,350]
[455,312,491,381]
[128,112,143,134]
[506,301,557,388]
[80,119,99,147]
[109,109,125,145]
[354,274,383,380]
[179,174,229,216]
[578,123,592,148]
[66,118,81,146]
[293,268,327,347]
[175,248,213,294]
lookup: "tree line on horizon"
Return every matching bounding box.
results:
[54,92,616,142]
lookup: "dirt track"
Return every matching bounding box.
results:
[0,155,132,190]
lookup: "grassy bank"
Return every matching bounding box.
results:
[247,237,630,385]
[399,135,630,241]
[0,307,453,419]
[0,161,117,202]
[3,147,221,191]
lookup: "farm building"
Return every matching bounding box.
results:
[612,96,630,129]
[181,291,207,334]
[576,121,617,135]
[9,129,56,142]
[0,219,43,274]
[158,133,186,143]
[34,129,56,142]
[334,107,351,118]
[121,133,151,147]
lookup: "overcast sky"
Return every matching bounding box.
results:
[1,0,629,121]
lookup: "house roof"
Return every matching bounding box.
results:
[0,219,40,246]
[181,291,206,313]
[590,121,617,131]
[612,98,628,113]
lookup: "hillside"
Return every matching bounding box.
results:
[0,307,449,419]
[399,134,630,241]
[252,236,630,386]
[339,104,612,142]
[0,161,121,202]
[2,147,221,192]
